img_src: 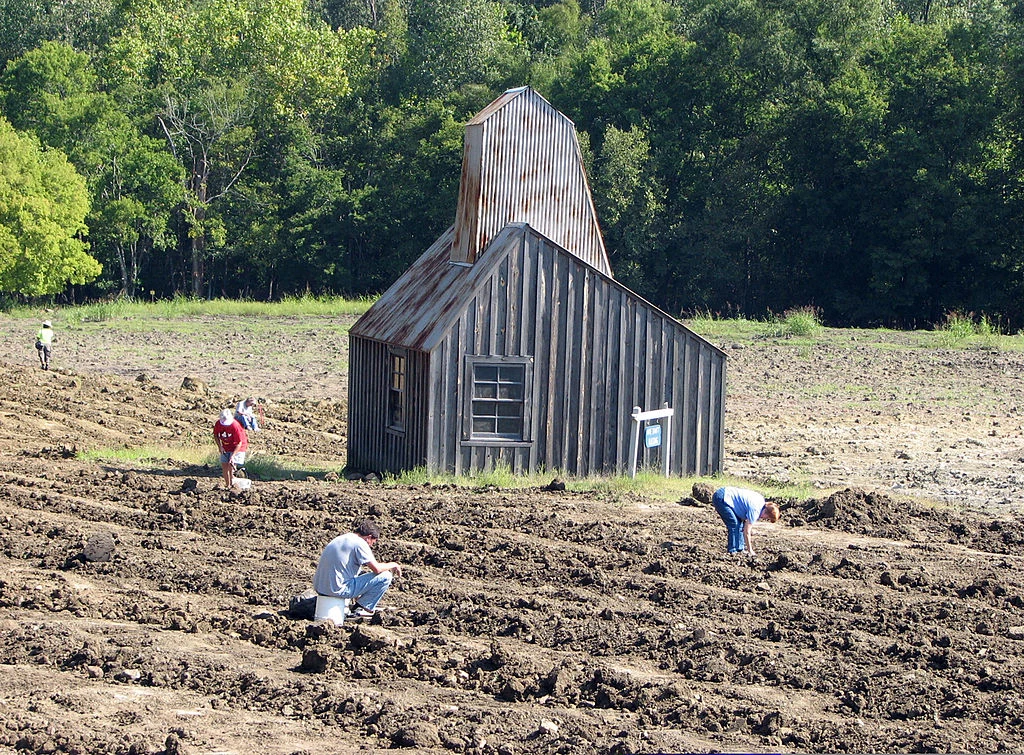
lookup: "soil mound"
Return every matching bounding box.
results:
[786,487,1024,555]
[786,487,932,539]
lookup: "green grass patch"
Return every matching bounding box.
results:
[685,313,1024,355]
[241,453,344,481]
[383,465,822,504]
[685,310,765,340]
[75,445,342,482]
[36,294,377,326]
[384,462,532,489]
[936,311,1006,350]
[76,444,210,465]
[688,306,823,342]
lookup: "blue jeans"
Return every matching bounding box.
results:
[236,414,258,431]
[712,489,745,553]
[338,570,393,610]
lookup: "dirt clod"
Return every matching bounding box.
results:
[82,531,115,562]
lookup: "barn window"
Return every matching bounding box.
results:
[388,350,406,431]
[468,359,529,440]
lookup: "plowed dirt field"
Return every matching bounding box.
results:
[1,314,1023,754]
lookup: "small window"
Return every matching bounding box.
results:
[470,361,526,440]
[388,351,406,431]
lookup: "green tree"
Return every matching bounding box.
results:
[592,124,665,292]
[393,0,524,98]
[0,0,115,66]
[0,41,183,297]
[92,140,184,297]
[824,14,1007,323]
[106,0,369,296]
[0,117,100,295]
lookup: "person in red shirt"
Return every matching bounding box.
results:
[213,409,248,489]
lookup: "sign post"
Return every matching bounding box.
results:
[628,402,674,478]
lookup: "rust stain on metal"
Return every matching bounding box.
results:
[451,87,610,275]
[351,225,528,352]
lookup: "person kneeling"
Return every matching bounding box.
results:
[313,519,402,619]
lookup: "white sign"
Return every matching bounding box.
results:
[629,404,673,478]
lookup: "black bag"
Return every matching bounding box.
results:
[35,340,43,350]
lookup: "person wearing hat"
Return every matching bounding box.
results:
[213,408,248,489]
[35,320,55,370]
[234,396,260,431]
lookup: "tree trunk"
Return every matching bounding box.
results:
[126,239,140,299]
[190,155,208,298]
[116,243,129,297]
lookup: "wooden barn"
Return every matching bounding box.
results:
[347,87,726,477]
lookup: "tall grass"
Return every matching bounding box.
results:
[241,453,325,481]
[46,294,377,325]
[782,306,822,336]
[765,306,822,338]
[937,311,1002,349]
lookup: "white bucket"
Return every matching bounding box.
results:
[232,477,252,491]
[314,595,348,625]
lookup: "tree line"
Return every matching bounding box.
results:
[0,0,1022,328]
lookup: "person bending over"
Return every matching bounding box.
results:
[313,519,402,619]
[213,409,248,489]
[710,486,780,556]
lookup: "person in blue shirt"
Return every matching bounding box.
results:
[710,486,780,556]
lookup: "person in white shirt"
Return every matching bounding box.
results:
[234,396,260,431]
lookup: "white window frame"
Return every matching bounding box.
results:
[462,356,533,445]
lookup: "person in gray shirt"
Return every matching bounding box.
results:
[313,519,402,618]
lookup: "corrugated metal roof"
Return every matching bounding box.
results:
[350,222,726,359]
[451,87,611,275]
[349,224,516,351]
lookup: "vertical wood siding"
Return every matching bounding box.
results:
[452,88,611,276]
[425,231,725,477]
[347,337,430,474]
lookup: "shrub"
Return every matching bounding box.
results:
[763,306,822,338]
[937,311,1001,349]
[782,306,822,336]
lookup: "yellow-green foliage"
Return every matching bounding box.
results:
[937,311,1002,349]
